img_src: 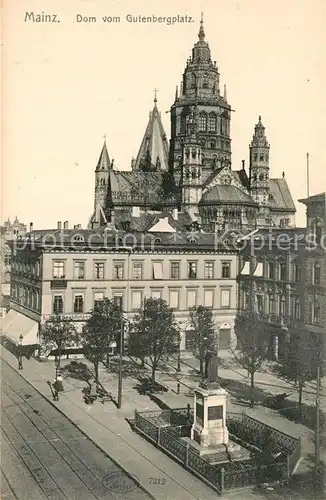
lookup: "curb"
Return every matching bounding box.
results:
[1,350,156,500]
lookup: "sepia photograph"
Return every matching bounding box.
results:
[1,0,326,499]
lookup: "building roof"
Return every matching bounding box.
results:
[133,99,169,171]
[14,227,239,254]
[268,178,296,212]
[96,141,111,171]
[298,192,326,206]
[234,169,250,189]
[108,170,178,207]
[200,185,257,206]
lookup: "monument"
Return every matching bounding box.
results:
[182,339,246,461]
[190,343,229,449]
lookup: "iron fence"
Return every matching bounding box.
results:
[134,409,301,494]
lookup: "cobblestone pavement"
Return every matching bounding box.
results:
[1,359,152,500]
[1,346,325,500]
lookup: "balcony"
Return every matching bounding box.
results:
[50,279,67,289]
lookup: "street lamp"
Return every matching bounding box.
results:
[176,337,181,372]
[117,317,124,409]
[18,334,23,370]
[117,246,132,409]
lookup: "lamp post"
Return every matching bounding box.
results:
[315,365,321,474]
[117,246,132,409]
[117,317,124,409]
[176,337,181,372]
[18,334,23,370]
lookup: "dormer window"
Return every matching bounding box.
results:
[122,221,130,231]
[72,235,85,243]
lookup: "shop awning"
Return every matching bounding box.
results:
[0,309,39,346]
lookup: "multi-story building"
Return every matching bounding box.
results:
[3,216,238,352]
[0,217,27,314]
[238,192,326,358]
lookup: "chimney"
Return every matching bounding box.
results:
[172,208,178,220]
[131,157,135,169]
[242,160,245,170]
[63,221,68,229]
[29,222,33,232]
[57,221,62,230]
[132,206,140,217]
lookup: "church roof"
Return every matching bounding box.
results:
[234,169,250,189]
[200,185,257,206]
[96,141,110,171]
[133,98,169,171]
[108,170,179,206]
[268,178,296,212]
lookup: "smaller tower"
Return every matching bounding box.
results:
[93,139,111,228]
[249,116,270,207]
[181,107,203,219]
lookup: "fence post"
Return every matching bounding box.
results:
[184,444,189,468]
[157,426,161,446]
[134,409,138,429]
[220,467,225,493]
[286,455,290,479]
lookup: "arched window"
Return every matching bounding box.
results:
[291,296,301,320]
[210,140,216,149]
[199,113,207,132]
[203,74,209,88]
[208,113,217,132]
[313,262,321,285]
[312,219,322,244]
[312,300,320,324]
[279,294,286,316]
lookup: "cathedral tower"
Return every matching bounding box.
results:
[169,14,232,181]
[249,116,270,207]
[181,108,203,219]
[92,140,112,228]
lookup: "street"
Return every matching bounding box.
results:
[0,359,152,500]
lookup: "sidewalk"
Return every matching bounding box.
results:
[2,346,323,498]
[1,347,225,500]
[177,350,326,410]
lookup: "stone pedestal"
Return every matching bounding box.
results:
[191,384,229,448]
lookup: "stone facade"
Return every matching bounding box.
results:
[9,225,238,350]
[238,193,326,356]
[0,218,27,311]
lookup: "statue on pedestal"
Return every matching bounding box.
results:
[201,340,219,389]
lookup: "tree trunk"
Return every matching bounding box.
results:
[250,370,255,407]
[151,364,156,383]
[106,351,110,370]
[200,357,204,376]
[298,381,303,421]
[94,361,99,385]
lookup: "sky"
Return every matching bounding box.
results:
[2,0,326,229]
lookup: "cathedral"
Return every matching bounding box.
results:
[89,15,296,233]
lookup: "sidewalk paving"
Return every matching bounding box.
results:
[2,346,324,498]
[1,347,225,500]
